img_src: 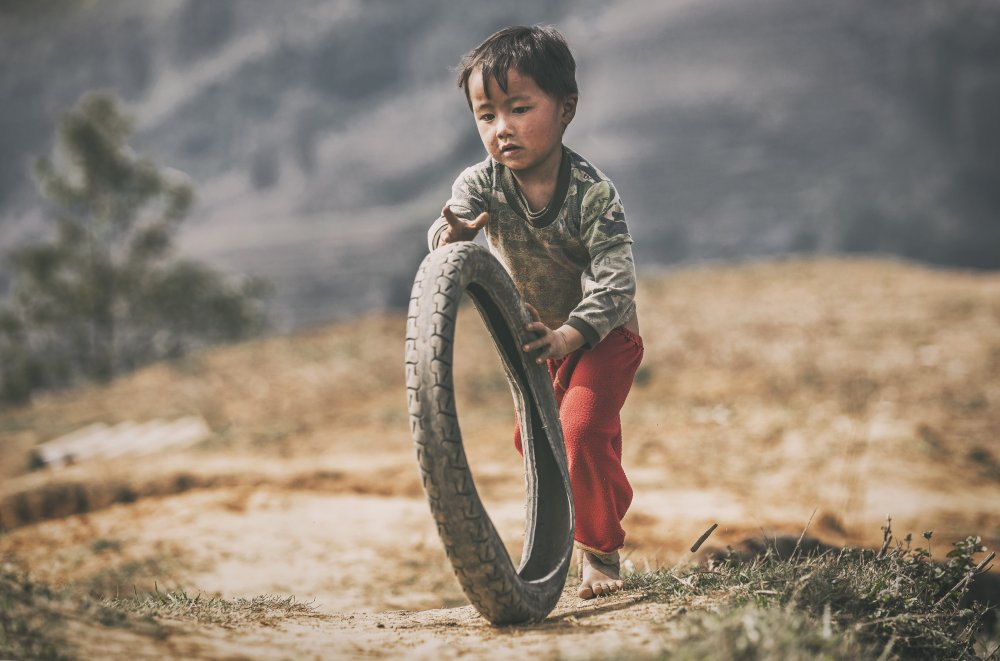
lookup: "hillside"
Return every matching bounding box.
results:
[2,0,999,328]
[1,258,998,658]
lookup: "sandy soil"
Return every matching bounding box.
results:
[1,258,999,658]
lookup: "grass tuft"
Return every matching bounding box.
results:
[104,588,320,629]
[625,522,996,659]
[0,562,321,659]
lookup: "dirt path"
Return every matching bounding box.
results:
[165,592,680,660]
[0,484,711,659]
[6,473,1000,659]
[2,482,705,659]
[72,587,678,660]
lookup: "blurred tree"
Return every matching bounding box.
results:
[0,92,269,405]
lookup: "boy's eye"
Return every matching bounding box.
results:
[479,113,495,122]
[513,106,530,114]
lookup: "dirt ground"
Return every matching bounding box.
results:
[1,258,999,658]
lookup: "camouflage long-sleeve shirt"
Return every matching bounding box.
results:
[428,146,636,348]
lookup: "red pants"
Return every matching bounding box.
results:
[515,326,644,554]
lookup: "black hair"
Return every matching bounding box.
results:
[457,25,577,110]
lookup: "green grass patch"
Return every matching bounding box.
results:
[625,525,997,659]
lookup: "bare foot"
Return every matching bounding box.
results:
[577,548,623,599]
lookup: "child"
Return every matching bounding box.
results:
[428,25,643,599]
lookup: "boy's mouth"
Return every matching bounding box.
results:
[500,144,522,154]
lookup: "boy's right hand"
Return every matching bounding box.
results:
[440,205,489,244]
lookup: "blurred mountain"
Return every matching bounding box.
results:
[1,0,998,329]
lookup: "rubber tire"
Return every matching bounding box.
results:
[405,242,575,625]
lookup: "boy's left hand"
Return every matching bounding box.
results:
[522,304,584,364]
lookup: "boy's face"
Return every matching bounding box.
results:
[468,68,577,180]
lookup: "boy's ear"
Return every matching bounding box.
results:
[560,93,578,128]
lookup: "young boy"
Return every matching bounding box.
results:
[427,25,643,599]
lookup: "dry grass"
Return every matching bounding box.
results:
[2,256,999,541]
[626,258,1000,546]
[103,590,320,629]
[0,256,999,658]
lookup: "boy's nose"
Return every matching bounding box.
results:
[496,117,512,138]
